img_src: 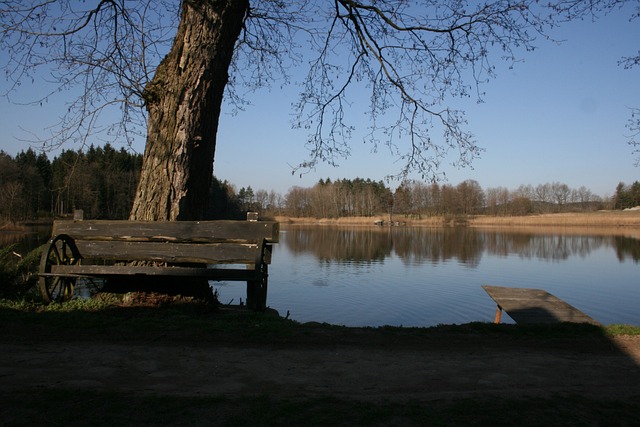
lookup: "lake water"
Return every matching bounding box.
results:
[0,226,51,255]
[5,224,639,327]
[215,225,640,327]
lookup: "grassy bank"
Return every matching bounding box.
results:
[3,298,638,345]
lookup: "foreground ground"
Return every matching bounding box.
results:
[1,303,639,426]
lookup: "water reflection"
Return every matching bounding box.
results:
[7,224,637,265]
[484,232,609,262]
[270,225,640,326]
[614,236,640,263]
[392,227,484,267]
[285,227,393,264]
[283,226,640,265]
[0,226,51,254]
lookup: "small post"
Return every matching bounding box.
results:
[493,305,503,324]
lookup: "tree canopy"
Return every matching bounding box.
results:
[1,1,638,219]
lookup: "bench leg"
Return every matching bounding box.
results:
[246,265,268,311]
[246,280,268,311]
[246,281,262,310]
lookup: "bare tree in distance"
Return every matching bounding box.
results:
[1,1,636,220]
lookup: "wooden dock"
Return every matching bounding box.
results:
[482,285,600,325]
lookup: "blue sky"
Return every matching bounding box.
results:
[1,5,638,198]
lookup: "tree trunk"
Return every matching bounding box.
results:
[130,0,249,221]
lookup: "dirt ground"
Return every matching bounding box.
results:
[2,329,639,402]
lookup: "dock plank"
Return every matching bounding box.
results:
[482,285,600,325]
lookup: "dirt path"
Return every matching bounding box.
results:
[2,335,639,401]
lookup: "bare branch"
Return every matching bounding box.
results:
[291,1,553,181]
[0,0,177,151]
[628,108,640,167]
[3,0,636,181]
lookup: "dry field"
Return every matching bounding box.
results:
[468,210,640,227]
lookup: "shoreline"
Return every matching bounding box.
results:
[275,210,640,227]
[3,210,640,231]
[275,211,640,239]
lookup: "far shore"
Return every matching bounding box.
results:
[275,210,640,237]
[3,210,640,235]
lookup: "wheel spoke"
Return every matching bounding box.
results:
[49,277,74,302]
[39,235,79,303]
[49,277,62,300]
[51,244,62,264]
[61,241,70,263]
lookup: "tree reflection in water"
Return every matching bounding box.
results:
[283,226,639,266]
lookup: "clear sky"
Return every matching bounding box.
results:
[1,5,638,198]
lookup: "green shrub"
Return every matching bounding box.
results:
[0,244,42,300]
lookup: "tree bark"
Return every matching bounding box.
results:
[130,0,249,221]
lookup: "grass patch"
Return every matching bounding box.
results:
[604,324,640,336]
[0,298,304,345]
[0,299,636,349]
[0,244,42,300]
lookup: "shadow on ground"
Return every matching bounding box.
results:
[1,304,639,425]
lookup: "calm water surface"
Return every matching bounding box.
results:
[216,225,640,327]
[0,226,51,254]
[5,224,639,327]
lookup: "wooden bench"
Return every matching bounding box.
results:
[38,219,279,310]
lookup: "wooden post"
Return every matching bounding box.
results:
[245,212,259,308]
[493,305,502,324]
[246,281,257,310]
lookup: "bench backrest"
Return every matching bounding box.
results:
[51,220,279,265]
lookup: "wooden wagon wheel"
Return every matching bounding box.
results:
[39,234,81,303]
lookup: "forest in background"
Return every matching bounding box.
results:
[0,146,639,223]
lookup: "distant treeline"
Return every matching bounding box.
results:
[614,181,640,210]
[283,179,618,219]
[1,145,141,222]
[0,146,269,222]
[0,146,638,222]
